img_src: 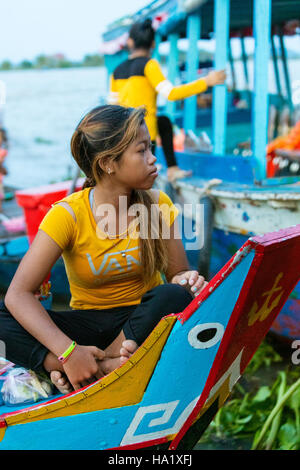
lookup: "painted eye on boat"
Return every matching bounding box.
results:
[188,322,224,349]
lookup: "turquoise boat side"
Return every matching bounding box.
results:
[0,249,255,449]
[0,236,70,302]
[1,225,299,450]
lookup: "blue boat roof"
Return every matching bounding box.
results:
[102,0,178,42]
[102,0,300,43]
[185,0,300,38]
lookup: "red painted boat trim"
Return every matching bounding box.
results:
[177,239,256,325]
[0,418,7,429]
[169,248,264,449]
[251,225,300,245]
[169,225,300,449]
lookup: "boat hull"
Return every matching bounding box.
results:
[155,171,300,341]
[207,229,300,341]
[1,225,300,449]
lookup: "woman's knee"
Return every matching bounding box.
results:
[145,283,193,313]
[125,284,193,345]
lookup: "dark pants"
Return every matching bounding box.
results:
[153,115,177,168]
[0,284,192,373]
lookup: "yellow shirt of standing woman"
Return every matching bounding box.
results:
[109,56,208,140]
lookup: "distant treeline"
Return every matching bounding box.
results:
[0,53,105,71]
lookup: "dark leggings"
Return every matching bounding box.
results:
[0,284,192,373]
[153,115,177,168]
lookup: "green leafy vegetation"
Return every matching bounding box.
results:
[200,339,300,450]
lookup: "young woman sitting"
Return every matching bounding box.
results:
[0,105,207,394]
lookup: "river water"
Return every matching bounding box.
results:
[0,67,108,189]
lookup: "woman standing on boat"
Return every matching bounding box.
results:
[0,105,207,394]
[108,18,226,182]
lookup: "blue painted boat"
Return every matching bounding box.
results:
[0,236,70,303]
[101,0,300,340]
[0,225,299,450]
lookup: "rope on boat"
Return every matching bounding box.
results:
[192,179,222,280]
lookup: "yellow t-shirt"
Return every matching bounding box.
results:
[109,57,208,140]
[39,188,178,310]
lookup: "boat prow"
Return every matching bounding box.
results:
[1,225,300,450]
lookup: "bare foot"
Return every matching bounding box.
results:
[49,341,139,391]
[167,166,192,182]
[120,339,138,365]
[100,356,122,375]
[167,167,192,182]
[100,340,138,374]
[50,370,73,394]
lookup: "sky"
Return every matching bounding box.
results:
[0,0,149,63]
[1,1,299,64]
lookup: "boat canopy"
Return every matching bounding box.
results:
[101,0,299,184]
[101,0,300,52]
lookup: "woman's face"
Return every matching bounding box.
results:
[113,123,158,190]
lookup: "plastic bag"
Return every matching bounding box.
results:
[1,368,54,406]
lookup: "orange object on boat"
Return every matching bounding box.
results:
[267,121,300,177]
[173,129,185,151]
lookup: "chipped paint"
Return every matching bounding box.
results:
[202,243,254,299]
[242,212,250,222]
[169,178,300,202]
[162,180,300,236]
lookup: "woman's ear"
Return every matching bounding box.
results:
[97,157,112,175]
[98,157,117,176]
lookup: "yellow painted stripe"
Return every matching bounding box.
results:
[4,316,177,427]
[0,426,6,443]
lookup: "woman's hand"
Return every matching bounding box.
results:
[171,270,208,297]
[62,344,106,391]
[204,69,226,87]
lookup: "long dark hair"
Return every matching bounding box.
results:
[70,104,168,283]
[71,105,145,188]
[129,18,155,50]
